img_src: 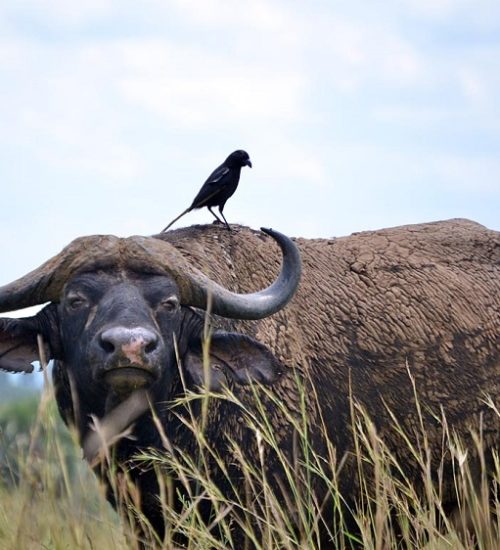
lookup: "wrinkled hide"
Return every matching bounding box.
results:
[0,219,498,545]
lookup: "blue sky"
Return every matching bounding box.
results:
[1,0,499,296]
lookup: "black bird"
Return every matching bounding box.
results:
[162,150,252,232]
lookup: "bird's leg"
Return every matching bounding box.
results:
[218,205,231,231]
[208,206,225,225]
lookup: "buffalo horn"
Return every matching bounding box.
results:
[0,235,122,313]
[0,228,301,321]
[180,228,301,320]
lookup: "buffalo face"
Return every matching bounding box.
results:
[59,270,183,400]
[54,269,286,411]
[0,228,301,430]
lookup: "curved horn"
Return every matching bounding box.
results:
[181,228,301,320]
[0,228,301,321]
[0,236,122,314]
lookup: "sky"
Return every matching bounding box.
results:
[1,0,499,298]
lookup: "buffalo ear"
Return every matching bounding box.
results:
[0,304,59,373]
[184,332,282,391]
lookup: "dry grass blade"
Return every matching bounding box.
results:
[82,389,151,465]
[0,336,498,549]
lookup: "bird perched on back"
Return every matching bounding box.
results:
[162,150,252,232]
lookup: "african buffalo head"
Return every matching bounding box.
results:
[0,228,301,433]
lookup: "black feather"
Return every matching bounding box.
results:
[162,150,252,232]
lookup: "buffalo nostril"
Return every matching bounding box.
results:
[99,335,116,355]
[98,327,159,358]
[144,339,158,354]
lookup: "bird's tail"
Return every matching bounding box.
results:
[161,207,191,232]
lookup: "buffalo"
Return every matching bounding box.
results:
[0,219,498,547]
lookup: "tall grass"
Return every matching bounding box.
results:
[0,366,498,549]
[0,370,127,550]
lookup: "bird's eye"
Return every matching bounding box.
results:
[160,297,179,313]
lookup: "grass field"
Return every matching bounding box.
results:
[0,374,498,549]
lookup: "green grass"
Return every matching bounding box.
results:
[0,370,498,549]
[0,376,127,550]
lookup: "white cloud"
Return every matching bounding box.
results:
[401,0,500,23]
[402,0,456,18]
[431,154,500,193]
[249,143,327,188]
[381,41,423,84]
[309,15,426,92]
[373,104,457,125]
[2,0,116,25]
[0,0,498,282]
[36,140,144,185]
[169,0,300,36]
[108,37,307,127]
[458,68,489,104]
[119,72,304,127]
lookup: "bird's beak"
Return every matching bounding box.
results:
[246,160,252,168]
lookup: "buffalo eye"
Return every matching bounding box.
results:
[159,296,179,313]
[65,292,89,312]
